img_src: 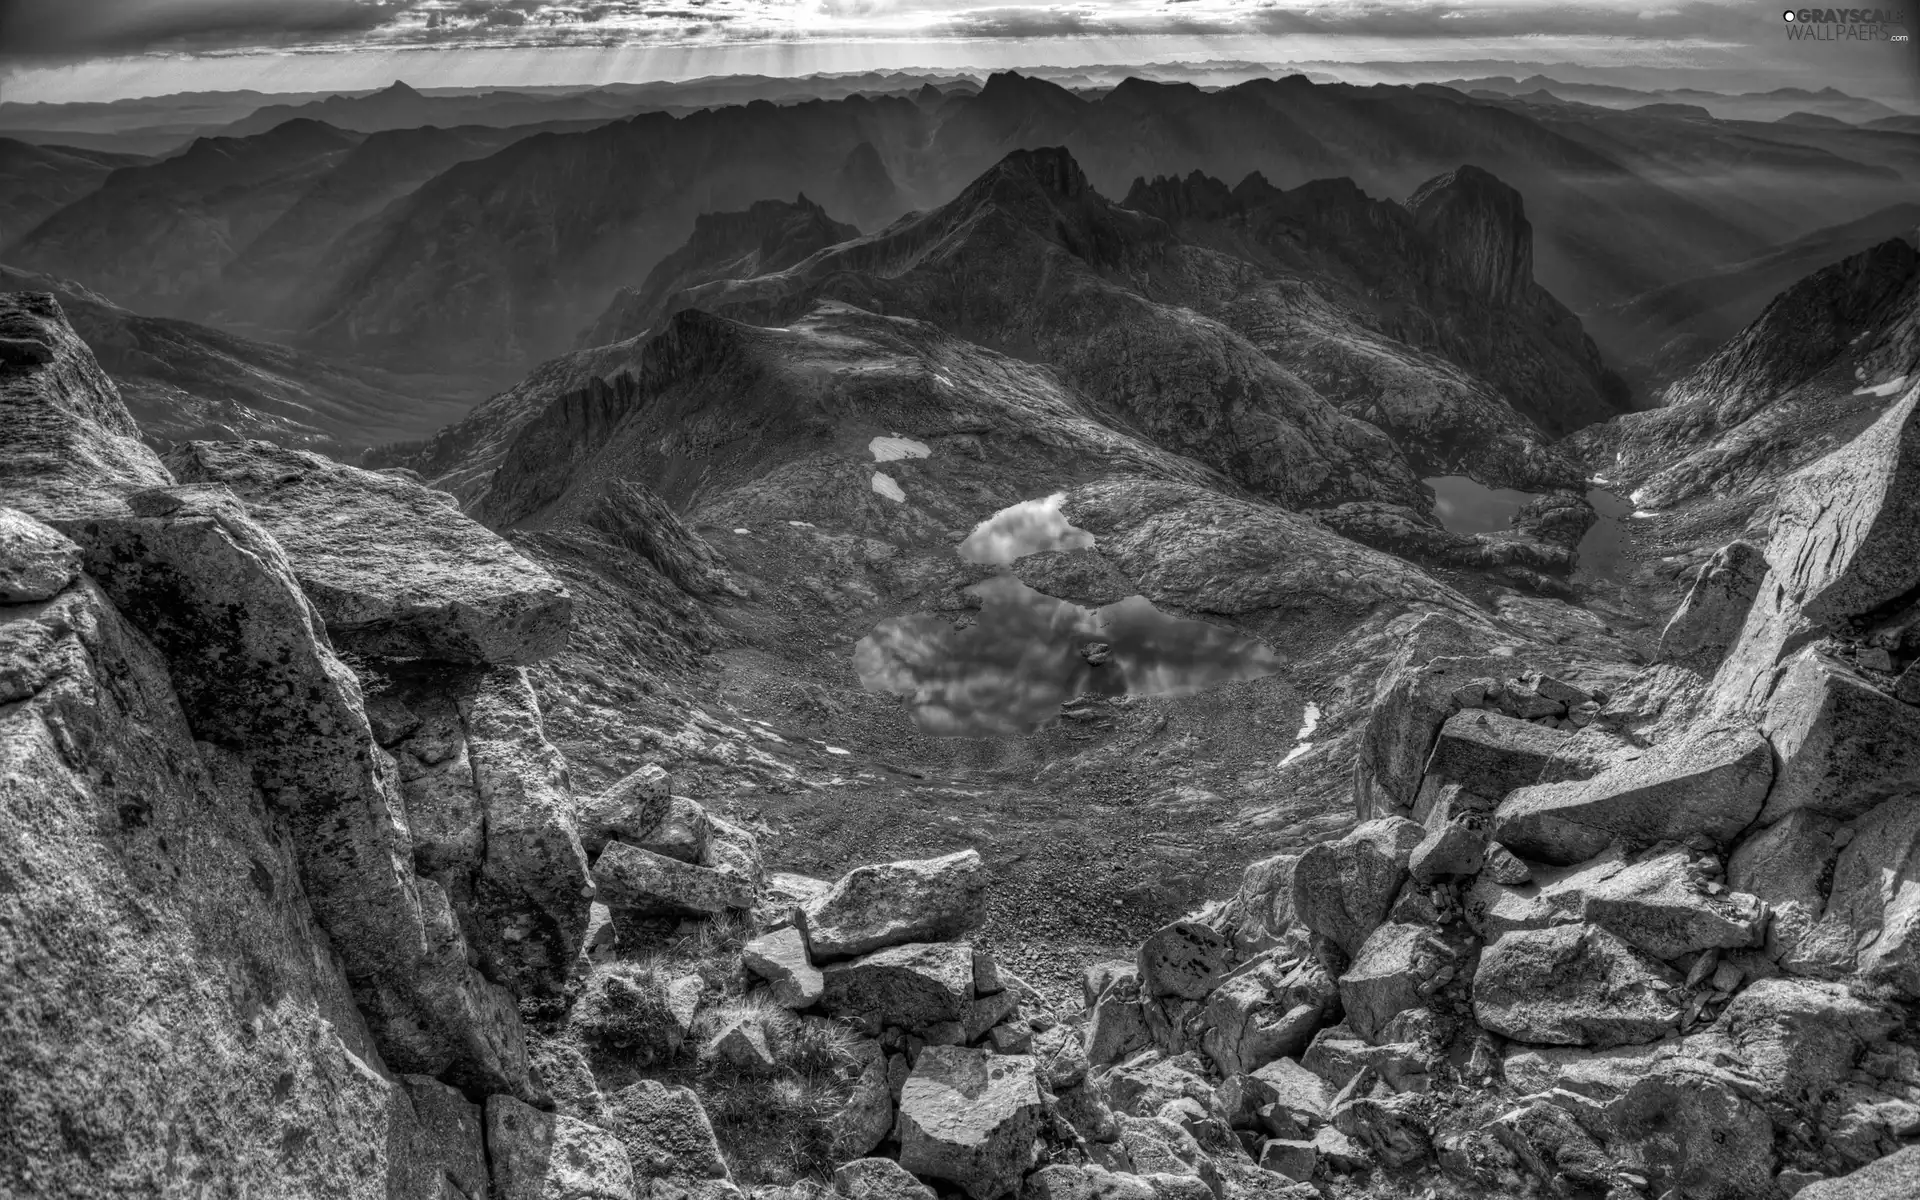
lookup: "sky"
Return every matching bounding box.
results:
[0,0,1914,104]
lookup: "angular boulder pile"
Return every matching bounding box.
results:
[1037,381,1920,1200]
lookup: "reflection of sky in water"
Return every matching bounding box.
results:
[1424,476,1632,582]
[1574,486,1634,581]
[1426,475,1539,536]
[855,575,1281,737]
[957,493,1096,565]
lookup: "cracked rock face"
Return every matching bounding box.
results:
[0,292,171,521]
[0,507,81,602]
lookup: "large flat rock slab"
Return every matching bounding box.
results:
[166,439,570,664]
[803,850,990,962]
[1493,724,1772,864]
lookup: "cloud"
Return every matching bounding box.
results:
[1238,0,1765,41]
[0,0,410,59]
[0,0,1808,64]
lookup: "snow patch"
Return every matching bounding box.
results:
[872,472,906,503]
[869,435,931,462]
[1854,374,1911,398]
[1280,702,1321,766]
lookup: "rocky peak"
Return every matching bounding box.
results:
[944,146,1171,267]
[576,196,858,348]
[1122,170,1235,222]
[1405,164,1536,307]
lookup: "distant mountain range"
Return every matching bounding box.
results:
[15,69,1909,386]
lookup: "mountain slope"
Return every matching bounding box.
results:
[576,195,860,350]
[1570,237,1920,515]
[1125,164,1629,443]
[280,74,1794,378]
[0,138,147,241]
[1602,203,1920,391]
[3,119,364,315]
[301,97,931,372]
[0,264,472,449]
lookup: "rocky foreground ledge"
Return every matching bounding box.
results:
[5,287,1920,1200]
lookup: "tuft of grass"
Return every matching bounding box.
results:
[572,957,686,1062]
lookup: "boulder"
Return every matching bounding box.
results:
[1338,923,1438,1043]
[1797,1147,1920,1199]
[610,1080,731,1186]
[744,926,825,1009]
[1350,615,1516,815]
[830,1049,896,1159]
[1423,708,1571,797]
[165,439,571,664]
[1473,925,1682,1047]
[895,1048,1046,1200]
[1728,810,1836,963]
[1290,817,1424,957]
[820,942,976,1033]
[1300,1024,1430,1094]
[1759,651,1920,822]
[1136,921,1234,1000]
[1022,1165,1213,1200]
[527,1040,615,1129]
[575,765,672,860]
[1577,846,1768,960]
[402,1075,491,1200]
[1250,1057,1336,1128]
[804,850,989,961]
[632,795,713,865]
[1329,1070,1429,1169]
[713,1012,780,1074]
[1256,1139,1316,1181]
[1723,978,1900,1103]
[1657,541,1766,666]
[1033,1023,1091,1091]
[1086,968,1152,1066]
[1112,1114,1205,1177]
[0,507,80,601]
[1408,819,1488,883]
[449,666,594,998]
[0,291,171,521]
[834,1158,936,1200]
[1793,794,1920,995]
[1102,1057,1215,1118]
[1501,1045,1778,1199]
[1493,725,1772,864]
[1200,951,1337,1077]
[593,841,754,917]
[1219,852,1301,949]
[1481,843,1530,885]
[486,1095,637,1200]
